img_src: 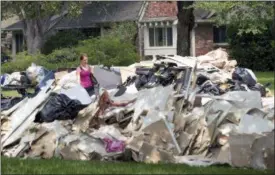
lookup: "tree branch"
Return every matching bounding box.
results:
[43,10,68,35]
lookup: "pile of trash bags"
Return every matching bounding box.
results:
[1,48,274,171]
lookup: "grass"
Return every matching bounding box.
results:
[1,88,34,97]
[255,72,274,92]
[1,72,274,174]
[1,157,273,174]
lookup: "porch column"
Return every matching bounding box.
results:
[190,24,197,57]
[12,31,16,58]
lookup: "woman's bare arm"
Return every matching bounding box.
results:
[76,69,81,84]
[90,65,94,74]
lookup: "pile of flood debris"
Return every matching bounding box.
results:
[1,48,274,170]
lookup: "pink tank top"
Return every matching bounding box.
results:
[76,66,93,88]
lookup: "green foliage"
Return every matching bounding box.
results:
[1,49,80,73]
[43,48,79,70]
[2,21,139,73]
[42,30,86,55]
[1,52,40,73]
[1,1,87,20]
[47,48,78,63]
[227,25,275,71]
[104,22,137,43]
[75,36,138,67]
[74,22,139,67]
[194,1,274,35]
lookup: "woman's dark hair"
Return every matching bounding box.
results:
[80,53,87,60]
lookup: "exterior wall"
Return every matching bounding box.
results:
[195,23,214,56]
[144,1,177,18]
[143,24,177,59]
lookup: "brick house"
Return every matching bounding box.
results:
[2,1,228,59]
[138,1,228,60]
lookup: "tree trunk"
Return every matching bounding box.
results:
[23,19,44,54]
[177,1,195,56]
[272,1,275,39]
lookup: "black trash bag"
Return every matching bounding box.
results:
[198,81,225,96]
[249,83,270,97]
[196,74,210,86]
[135,74,149,89]
[34,93,88,123]
[1,96,24,110]
[232,67,257,87]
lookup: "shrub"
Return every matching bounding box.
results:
[41,29,86,55]
[227,25,275,71]
[1,52,44,73]
[40,48,80,70]
[105,22,137,44]
[1,49,79,73]
[75,36,138,67]
[46,48,78,63]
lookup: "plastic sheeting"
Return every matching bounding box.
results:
[60,84,92,105]
[93,66,122,90]
[237,114,274,134]
[26,63,50,85]
[0,72,22,86]
[174,155,225,167]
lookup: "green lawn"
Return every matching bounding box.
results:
[1,157,273,174]
[1,88,34,97]
[255,72,274,92]
[1,72,274,174]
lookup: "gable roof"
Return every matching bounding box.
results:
[3,1,144,31]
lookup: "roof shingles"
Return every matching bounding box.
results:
[4,1,143,31]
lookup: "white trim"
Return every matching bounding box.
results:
[214,43,229,47]
[138,1,148,22]
[191,27,196,56]
[148,26,173,47]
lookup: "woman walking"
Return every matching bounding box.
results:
[76,53,95,96]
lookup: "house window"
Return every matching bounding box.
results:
[149,27,173,47]
[213,26,227,43]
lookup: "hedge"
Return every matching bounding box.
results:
[227,25,275,71]
[2,36,138,73]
